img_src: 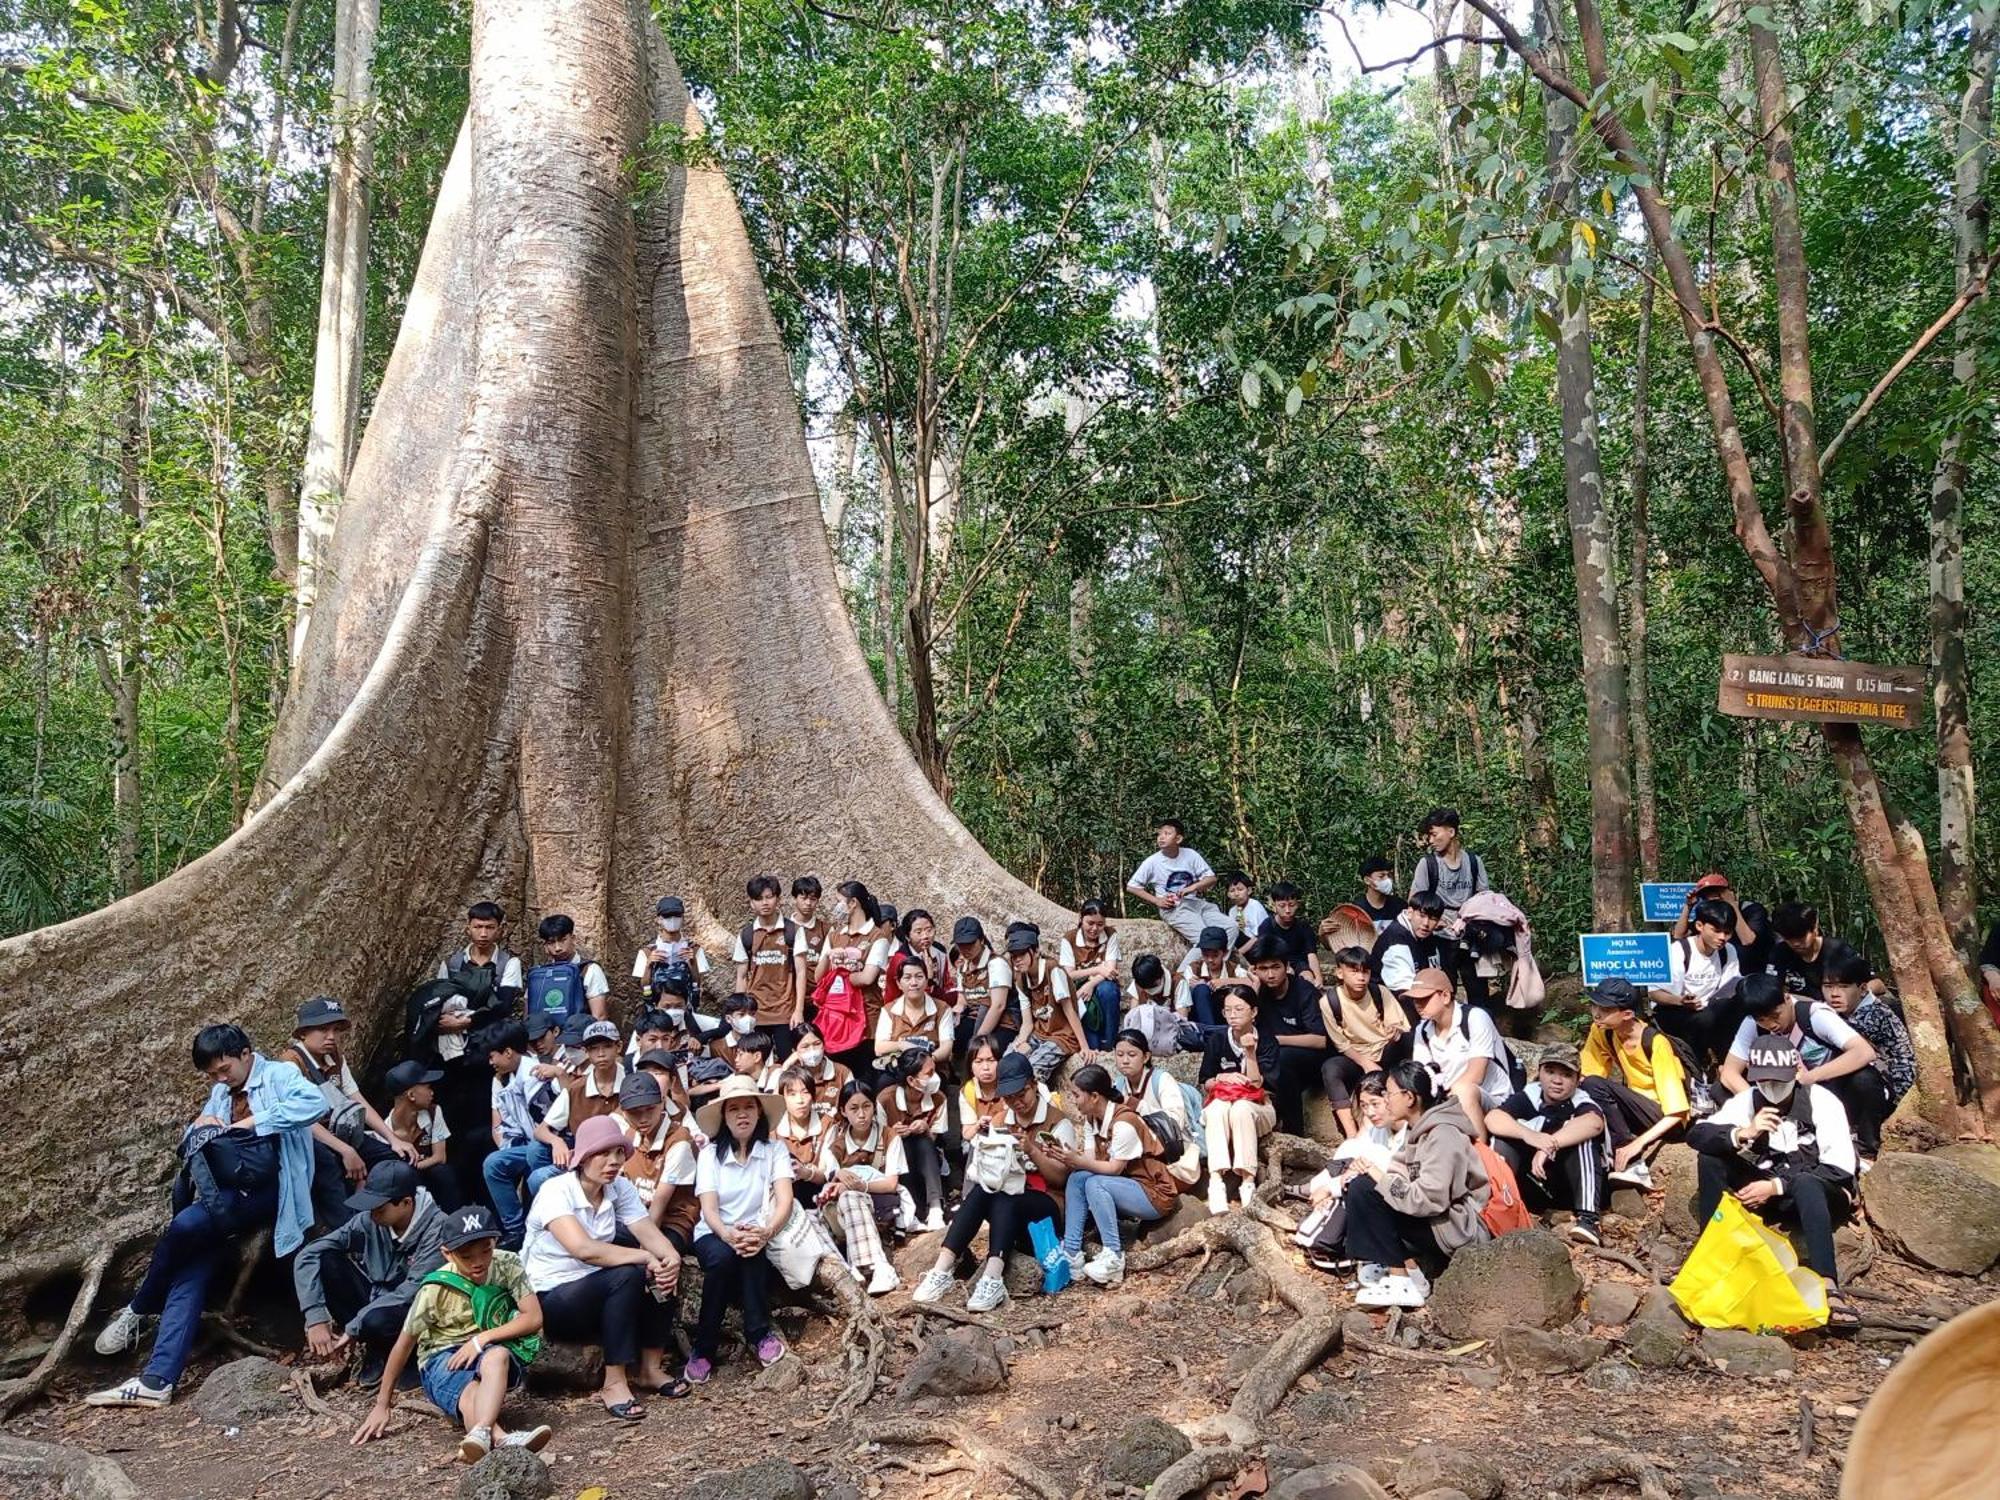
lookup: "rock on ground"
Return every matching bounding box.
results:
[684,1458,815,1500]
[1273,1463,1394,1500]
[1699,1328,1797,1377]
[755,1352,809,1394]
[1585,1281,1641,1326]
[896,1327,1007,1400]
[523,1341,602,1393]
[1002,1250,1046,1299]
[455,1448,554,1500]
[1624,1287,1690,1369]
[1862,1152,2000,1275]
[1398,1445,1502,1500]
[1582,1359,1645,1394]
[1100,1416,1192,1487]
[1496,1326,1607,1375]
[190,1356,294,1425]
[1428,1229,1581,1340]
[1409,1491,1476,1500]
[1651,1143,1703,1241]
[1930,1142,2000,1189]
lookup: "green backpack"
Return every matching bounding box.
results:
[420,1267,542,1364]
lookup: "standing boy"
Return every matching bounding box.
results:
[632,896,713,1006]
[1407,808,1488,924]
[733,875,801,1058]
[791,877,831,1024]
[527,914,611,1023]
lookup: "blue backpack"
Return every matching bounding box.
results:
[526,960,588,1020]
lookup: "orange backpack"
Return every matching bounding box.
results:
[1473,1141,1535,1236]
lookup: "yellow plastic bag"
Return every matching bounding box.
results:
[1669,1194,1829,1333]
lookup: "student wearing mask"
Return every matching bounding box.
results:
[1110,1029,1202,1188]
[816,880,892,1029]
[1126,818,1233,948]
[1407,969,1513,1144]
[1059,900,1125,1051]
[1688,1035,1860,1329]
[1198,985,1279,1214]
[1578,978,1691,1191]
[1343,1062,1492,1309]
[1009,926,1088,1081]
[632,896,713,1003]
[1357,857,1405,933]
[733,875,803,1059]
[645,965,718,1049]
[1222,873,1270,957]
[881,1047,949,1231]
[689,1076,798,1381]
[953,916,1017,1054]
[1044,1064,1181,1287]
[1720,974,1888,1158]
[1177,926,1251,1033]
[1484,1045,1608,1246]
[1370,891,1452,999]
[817,1081,906,1295]
[1258,882,1322,986]
[1244,934,1328,1135]
[711,992,764,1069]
[1317,945,1417,1137]
[786,1020,853,1112]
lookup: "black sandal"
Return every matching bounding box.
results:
[654,1376,694,1400]
[602,1399,647,1422]
[1825,1291,1861,1332]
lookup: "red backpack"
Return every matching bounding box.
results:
[810,969,867,1054]
[1473,1141,1535,1237]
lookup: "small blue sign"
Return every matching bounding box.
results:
[1640,882,1698,923]
[1578,932,1673,988]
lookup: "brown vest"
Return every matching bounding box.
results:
[779,1111,831,1175]
[744,921,795,1023]
[1068,926,1111,972]
[617,1116,699,1239]
[826,1122,885,1172]
[882,1083,946,1137]
[1109,1102,1182,1214]
[955,947,997,1010]
[883,999,945,1051]
[1021,961,1074,1052]
[564,1065,624,1132]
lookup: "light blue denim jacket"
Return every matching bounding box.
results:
[195,1053,327,1254]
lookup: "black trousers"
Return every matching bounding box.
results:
[1652,998,1745,1071]
[538,1262,676,1368]
[690,1234,773,1361]
[440,1057,497,1206]
[1319,1055,1366,1108]
[1578,1076,1664,1153]
[1269,1046,1324,1134]
[309,1134,399,1232]
[1492,1134,1605,1219]
[1819,1066,1891,1158]
[942,1184,1058,1261]
[1694,1152,1852,1282]
[904,1134,945,1220]
[1342,1175,1446,1273]
[314,1253,412,1357]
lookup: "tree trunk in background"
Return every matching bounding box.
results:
[1931,3,1992,964]
[1890,813,2000,1127]
[1534,0,1636,928]
[98,307,151,896]
[877,456,901,715]
[1628,262,1660,880]
[293,0,381,668]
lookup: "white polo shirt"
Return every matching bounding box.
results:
[693,1138,793,1239]
[1413,1004,1515,1108]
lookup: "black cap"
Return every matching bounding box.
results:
[345,1158,419,1212]
[952,916,985,947]
[1745,1035,1802,1082]
[1006,928,1039,955]
[560,1013,594,1047]
[619,1072,664,1109]
[1198,925,1229,953]
[1590,977,1641,1011]
[385,1060,444,1095]
[655,896,685,919]
[995,1052,1034,1094]
[295,995,351,1030]
[525,1012,562,1041]
[440,1205,502,1250]
[637,1047,679,1072]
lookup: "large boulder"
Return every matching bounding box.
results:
[1651,1143,1703,1241]
[1398,1445,1502,1500]
[896,1328,1007,1400]
[191,1356,293,1425]
[1930,1143,2000,1189]
[456,1449,554,1500]
[1428,1229,1582,1340]
[1699,1328,1796,1378]
[523,1341,602,1394]
[1273,1465,1394,1500]
[684,1459,815,1500]
[1100,1417,1193,1487]
[1496,1326,1607,1375]
[1585,1282,1641,1327]
[1863,1152,2000,1275]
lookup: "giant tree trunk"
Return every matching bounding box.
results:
[0,0,1073,1284]
[1930,4,1993,964]
[1533,0,1637,929]
[292,0,381,667]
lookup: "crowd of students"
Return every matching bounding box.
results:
[80,813,1919,1463]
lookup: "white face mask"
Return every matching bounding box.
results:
[729,1015,755,1035]
[1372,874,1394,894]
[1756,1078,1797,1108]
[796,1047,824,1068]
[919,1074,940,1095]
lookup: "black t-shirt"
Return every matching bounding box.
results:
[1259,915,1318,972]
[1255,974,1326,1043]
[1499,1084,1603,1134]
[1359,890,1407,932]
[1771,936,1861,1003]
[1736,904,1777,976]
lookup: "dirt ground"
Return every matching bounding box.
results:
[6,1198,1989,1500]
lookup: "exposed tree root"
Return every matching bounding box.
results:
[860,1416,1066,1500]
[1563,1452,1675,1499]
[1145,1443,1253,1500]
[1581,1244,1660,1285]
[0,1433,140,1500]
[223,1230,271,1318]
[1126,1210,1341,1424]
[200,1313,286,1362]
[810,1259,892,1425]
[1344,1332,1484,1366]
[893,1302,1067,1336]
[0,1244,114,1420]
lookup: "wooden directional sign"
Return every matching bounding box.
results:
[1718,654,1924,730]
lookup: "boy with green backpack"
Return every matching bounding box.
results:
[351,1205,550,1464]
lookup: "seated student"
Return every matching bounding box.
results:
[1058,900,1124,1052]
[1647,898,1746,1067]
[1370,890,1452,1001]
[1317,945,1417,1137]
[1177,926,1251,1032]
[734,875,804,1058]
[480,1023,552,1250]
[633,895,713,1002]
[894,909,954,1005]
[1245,934,1329,1135]
[1720,974,1889,1158]
[524,1010,566,1071]
[1485,1043,1608,1246]
[351,1204,549,1463]
[1343,1061,1492,1309]
[689,1075,797,1382]
[730,1029,779,1092]
[646,965,719,1049]
[951,916,1016,1056]
[524,1115,685,1415]
[711,992,763,1068]
[787,1020,854,1112]
[880,1046,949,1231]
[1126,818,1233,947]
[1007,926,1088,1081]
[608,1072,699,1249]
[1820,950,1915,1127]
[623,1006,684,1070]
[543,1018,629,1153]
[917,1051,1074,1312]
[1223,872,1270,958]
[775,1066,836,1205]
[876,954,957,1073]
[959,1033,1008,1132]
[1768,901,1869,1004]
[1407,969,1512,1145]
[1199,984,1280,1214]
[1110,1028,1202,1189]
[1297,1072,1407,1271]
[1688,1035,1861,1329]
[1046,1063,1181,1287]
[1121,955,1186,1056]
[382,1060,461,1211]
[89,1025,326,1409]
[1357,856,1405,933]
[286,996,412,1226]
[1578,978,1691,1191]
[817,1080,906,1295]
[295,1159,448,1384]
[526,914,612,1024]
[1259,882,1323,987]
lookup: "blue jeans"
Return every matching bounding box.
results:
[130,1188,277,1386]
[1061,1170,1162,1256]
[421,1344,524,1420]
[482,1141,553,1236]
[1085,980,1123,1050]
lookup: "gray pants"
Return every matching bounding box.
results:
[1160,897,1233,948]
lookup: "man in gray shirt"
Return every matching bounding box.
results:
[293,1159,447,1385]
[1409,807,1488,923]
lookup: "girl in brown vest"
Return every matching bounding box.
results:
[875,956,956,1068]
[817,1081,905,1295]
[773,1068,835,1207]
[787,1021,853,1113]
[817,881,891,1075]
[1044,1064,1178,1286]
[882,1046,949,1231]
[894,909,954,1006]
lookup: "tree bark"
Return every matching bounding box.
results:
[293,0,381,668]
[1930,3,1992,964]
[98,299,152,898]
[1628,260,1660,881]
[1889,813,2000,1127]
[1533,0,1637,929]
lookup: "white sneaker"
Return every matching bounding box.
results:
[502,1424,552,1452]
[458,1425,492,1464]
[93,1306,152,1357]
[1207,1178,1230,1215]
[1083,1249,1126,1286]
[1355,1273,1428,1309]
[867,1261,901,1296]
[1043,1244,1084,1278]
[1237,1178,1257,1208]
[82,1376,172,1409]
[966,1274,1009,1313]
[1357,1262,1386,1286]
[912,1268,953,1305]
[1607,1159,1655,1190]
[922,1207,945,1232]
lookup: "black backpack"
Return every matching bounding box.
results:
[1420,850,1485,904]
[1142,1110,1185,1161]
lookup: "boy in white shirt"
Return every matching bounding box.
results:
[1126,819,1232,948]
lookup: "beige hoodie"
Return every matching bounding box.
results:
[1379,1097,1493,1252]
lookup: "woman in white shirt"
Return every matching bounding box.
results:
[1110,1030,1201,1187]
[521,1114,685,1417]
[687,1075,795,1383]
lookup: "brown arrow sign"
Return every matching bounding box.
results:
[1718,654,1926,729]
